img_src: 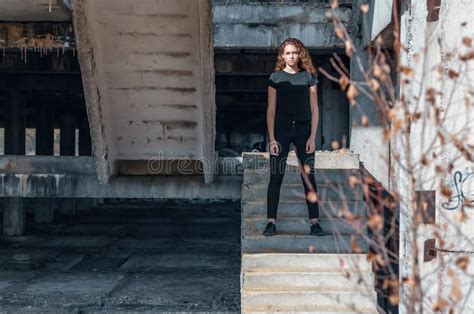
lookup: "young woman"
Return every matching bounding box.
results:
[263,38,324,237]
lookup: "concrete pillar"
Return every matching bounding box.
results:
[4,90,25,155]
[34,198,55,223]
[59,198,76,216]
[3,198,25,236]
[60,112,76,156]
[36,102,55,155]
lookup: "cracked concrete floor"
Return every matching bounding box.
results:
[0,200,241,313]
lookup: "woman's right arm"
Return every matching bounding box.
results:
[267,86,278,155]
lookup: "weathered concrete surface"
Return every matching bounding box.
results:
[242,151,360,170]
[0,200,240,312]
[0,0,71,22]
[241,151,369,254]
[397,0,474,312]
[0,174,242,199]
[72,0,216,183]
[241,254,378,313]
[0,156,243,199]
[213,4,350,48]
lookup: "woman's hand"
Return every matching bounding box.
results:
[269,141,280,156]
[306,137,315,154]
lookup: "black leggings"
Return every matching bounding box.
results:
[267,120,319,219]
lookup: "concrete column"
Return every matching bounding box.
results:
[59,112,76,156]
[36,102,55,155]
[59,198,76,216]
[34,198,55,223]
[4,90,25,155]
[3,197,25,236]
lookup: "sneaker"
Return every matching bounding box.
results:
[310,223,324,236]
[263,222,276,236]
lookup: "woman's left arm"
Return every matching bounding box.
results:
[306,85,319,153]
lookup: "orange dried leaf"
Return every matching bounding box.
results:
[345,40,353,57]
[389,293,400,305]
[412,111,421,122]
[370,79,380,91]
[460,50,474,61]
[456,209,468,222]
[450,274,462,302]
[351,235,362,253]
[455,256,469,271]
[402,277,417,287]
[361,115,368,126]
[433,298,449,311]
[347,84,358,105]
[348,175,359,188]
[339,75,350,90]
[383,128,392,140]
[448,69,460,79]
[441,185,453,198]
[425,87,436,102]
[399,66,414,77]
[462,37,472,47]
[373,64,382,78]
[367,214,383,231]
[393,118,403,131]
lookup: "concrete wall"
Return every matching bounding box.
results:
[398,1,474,312]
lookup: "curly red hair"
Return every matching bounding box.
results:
[274,38,316,74]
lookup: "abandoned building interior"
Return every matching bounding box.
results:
[4,0,471,313]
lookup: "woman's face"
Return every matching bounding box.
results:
[282,44,300,67]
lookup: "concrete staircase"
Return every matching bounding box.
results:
[242,151,369,254]
[241,254,378,313]
[241,152,379,313]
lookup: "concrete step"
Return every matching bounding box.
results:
[242,291,378,313]
[243,271,374,292]
[242,200,367,219]
[242,254,372,273]
[242,183,363,202]
[243,218,366,236]
[242,235,368,254]
[243,168,363,186]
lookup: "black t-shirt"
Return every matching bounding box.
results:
[268,69,318,121]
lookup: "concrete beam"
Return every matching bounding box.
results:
[0,155,242,199]
[0,174,242,199]
[212,4,351,48]
[3,197,25,236]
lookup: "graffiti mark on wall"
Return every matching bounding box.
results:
[442,170,474,210]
